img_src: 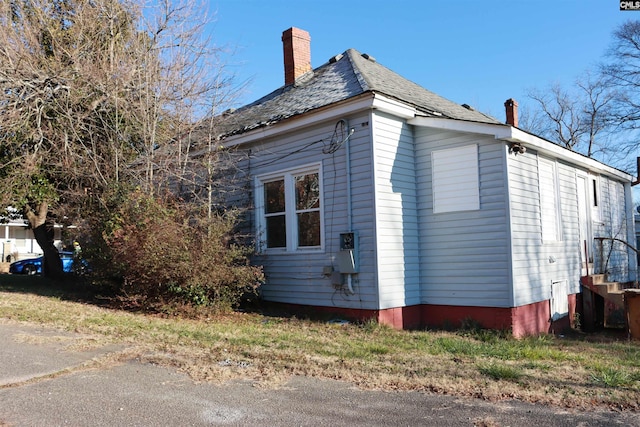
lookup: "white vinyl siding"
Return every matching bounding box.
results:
[509,152,583,307]
[243,107,636,316]
[247,114,378,310]
[372,112,420,309]
[538,158,561,242]
[431,145,479,214]
[596,178,633,282]
[608,180,622,230]
[415,129,510,307]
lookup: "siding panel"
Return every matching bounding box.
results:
[414,128,511,307]
[594,176,633,282]
[508,153,586,306]
[373,112,420,309]
[250,113,378,309]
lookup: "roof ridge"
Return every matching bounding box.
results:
[343,49,371,93]
[345,49,500,123]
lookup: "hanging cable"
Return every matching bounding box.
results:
[322,119,355,154]
[249,138,324,168]
[247,119,355,169]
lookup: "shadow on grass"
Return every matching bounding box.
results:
[0,273,112,306]
[0,272,273,319]
[0,273,633,344]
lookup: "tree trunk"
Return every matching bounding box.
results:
[25,203,64,278]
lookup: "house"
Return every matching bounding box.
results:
[0,216,64,264]
[215,27,637,336]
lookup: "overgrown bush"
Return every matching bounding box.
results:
[92,189,263,313]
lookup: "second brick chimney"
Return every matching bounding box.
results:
[282,27,311,86]
[504,98,518,127]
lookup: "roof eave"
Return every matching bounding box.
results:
[408,116,634,182]
[221,93,375,147]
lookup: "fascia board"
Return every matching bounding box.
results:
[371,94,417,119]
[507,128,633,181]
[222,94,375,148]
[408,117,633,182]
[408,116,513,138]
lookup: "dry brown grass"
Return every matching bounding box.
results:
[0,287,639,412]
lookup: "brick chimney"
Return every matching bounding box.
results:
[282,27,311,86]
[504,98,518,127]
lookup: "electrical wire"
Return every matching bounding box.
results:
[249,138,323,169]
[322,119,355,154]
[249,118,360,303]
[247,119,355,169]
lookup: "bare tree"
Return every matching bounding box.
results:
[527,83,585,151]
[602,20,640,129]
[577,72,618,159]
[525,72,616,160]
[125,0,247,210]
[0,0,240,276]
[520,20,640,172]
[524,71,626,168]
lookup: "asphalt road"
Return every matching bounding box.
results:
[0,321,637,426]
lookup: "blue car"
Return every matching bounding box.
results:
[9,251,82,275]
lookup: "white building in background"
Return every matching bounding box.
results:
[0,218,63,262]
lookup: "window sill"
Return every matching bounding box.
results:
[262,247,324,255]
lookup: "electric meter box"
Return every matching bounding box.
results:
[337,232,358,273]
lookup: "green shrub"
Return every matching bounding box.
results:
[92,189,263,312]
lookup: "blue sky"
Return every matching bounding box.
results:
[209,0,632,121]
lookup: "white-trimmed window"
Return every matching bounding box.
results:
[538,158,561,242]
[431,144,479,214]
[256,164,323,252]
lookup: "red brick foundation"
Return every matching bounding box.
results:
[376,305,423,330]
[264,294,578,337]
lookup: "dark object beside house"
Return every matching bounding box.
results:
[9,251,84,275]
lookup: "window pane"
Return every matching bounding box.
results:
[295,173,319,210]
[298,211,320,247]
[264,180,285,214]
[266,215,286,248]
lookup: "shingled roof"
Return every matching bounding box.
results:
[219,48,501,139]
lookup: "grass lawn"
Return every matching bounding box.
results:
[0,274,639,411]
